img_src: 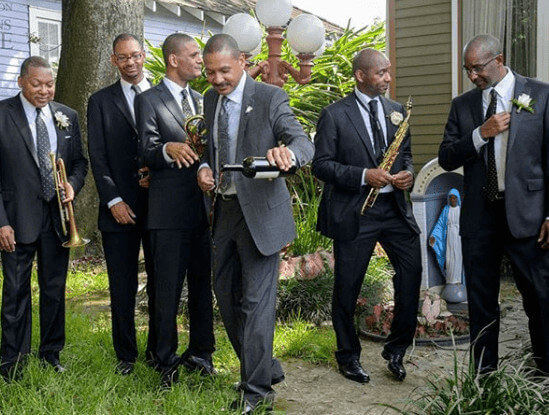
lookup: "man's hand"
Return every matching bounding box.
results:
[392,170,414,190]
[538,220,549,250]
[0,225,15,252]
[198,167,215,192]
[266,146,293,171]
[480,112,510,139]
[110,201,136,225]
[166,142,199,168]
[365,168,393,188]
[138,166,150,189]
[61,181,75,204]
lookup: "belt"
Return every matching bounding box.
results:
[219,193,237,201]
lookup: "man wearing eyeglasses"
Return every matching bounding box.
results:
[439,34,549,376]
[136,33,215,388]
[88,34,155,376]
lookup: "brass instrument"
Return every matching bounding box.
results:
[184,114,208,158]
[50,153,90,248]
[360,96,413,215]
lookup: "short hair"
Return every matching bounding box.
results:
[352,48,387,74]
[20,56,51,77]
[162,33,195,65]
[203,34,240,60]
[112,33,142,51]
[463,34,502,58]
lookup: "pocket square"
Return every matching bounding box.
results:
[64,135,71,139]
[245,106,253,114]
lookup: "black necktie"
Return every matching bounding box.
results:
[485,88,499,202]
[368,100,385,164]
[131,84,142,95]
[217,97,232,193]
[35,108,56,201]
[181,89,194,119]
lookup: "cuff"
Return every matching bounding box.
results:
[162,143,175,164]
[472,127,488,153]
[361,168,368,186]
[107,197,123,209]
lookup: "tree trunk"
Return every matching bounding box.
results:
[56,0,144,254]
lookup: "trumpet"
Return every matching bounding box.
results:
[50,153,90,248]
[184,114,208,158]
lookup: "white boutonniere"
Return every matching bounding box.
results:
[511,93,534,113]
[245,106,253,114]
[54,111,70,130]
[388,111,404,126]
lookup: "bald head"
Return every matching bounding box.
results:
[462,34,506,89]
[463,34,502,60]
[352,48,388,76]
[353,48,391,97]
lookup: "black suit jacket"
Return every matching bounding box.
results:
[135,80,205,230]
[0,94,88,243]
[439,72,549,239]
[313,93,418,241]
[88,80,149,232]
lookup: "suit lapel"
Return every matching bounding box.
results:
[380,96,398,146]
[236,75,255,160]
[471,88,483,130]
[508,73,528,153]
[111,80,137,132]
[49,101,68,160]
[158,81,185,129]
[345,94,377,165]
[8,95,39,167]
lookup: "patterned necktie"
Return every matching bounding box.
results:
[485,88,499,202]
[35,108,56,201]
[181,89,194,119]
[368,100,385,165]
[217,97,232,193]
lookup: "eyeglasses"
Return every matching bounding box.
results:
[463,56,498,75]
[114,53,143,63]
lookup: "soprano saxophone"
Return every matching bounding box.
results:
[360,96,413,215]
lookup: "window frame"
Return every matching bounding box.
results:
[28,6,62,63]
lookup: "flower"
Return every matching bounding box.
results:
[511,93,534,113]
[388,111,404,126]
[54,111,70,130]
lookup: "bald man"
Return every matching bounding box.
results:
[312,48,421,383]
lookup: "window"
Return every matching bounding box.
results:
[29,7,61,64]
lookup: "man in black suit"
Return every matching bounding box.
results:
[439,34,549,375]
[197,34,314,413]
[136,33,215,387]
[0,56,88,380]
[88,34,155,376]
[312,48,421,383]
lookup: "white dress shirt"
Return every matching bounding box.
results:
[120,76,151,120]
[472,68,515,192]
[20,93,57,155]
[354,87,393,193]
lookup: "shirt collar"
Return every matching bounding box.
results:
[354,86,382,107]
[163,76,191,98]
[223,72,246,105]
[19,93,52,119]
[488,67,515,100]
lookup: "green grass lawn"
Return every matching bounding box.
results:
[0,264,336,414]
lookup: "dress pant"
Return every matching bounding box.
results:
[149,221,214,373]
[1,200,69,369]
[332,193,421,364]
[213,198,284,406]
[462,198,549,373]
[102,222,155,363]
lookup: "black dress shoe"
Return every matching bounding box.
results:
[41,356,66,373]
[180,354,217,376]
[381,350,406,381]
[160,367,179,388]
[338,360,370,383]
[229,399,272,414]
[116,360,135,376]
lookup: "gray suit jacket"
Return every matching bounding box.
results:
[439,72,549,239]
[203,75,314,256]
[0,94,88,243]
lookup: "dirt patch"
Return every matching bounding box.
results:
[274,282,529,414]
